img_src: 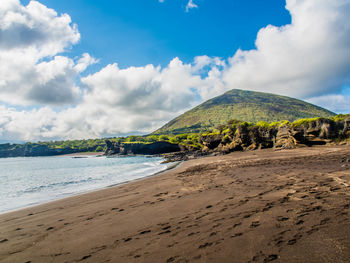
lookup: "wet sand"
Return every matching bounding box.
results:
[0,145,350,263]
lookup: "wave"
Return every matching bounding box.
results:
[20,177,97,194]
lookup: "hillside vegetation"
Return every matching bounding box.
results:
[154,89,336,134]
[0,114,349,158]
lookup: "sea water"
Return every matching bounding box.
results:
[0,155,170,214]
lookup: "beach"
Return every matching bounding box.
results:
[0,145,350,263]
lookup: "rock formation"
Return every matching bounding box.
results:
[200,117,350,154]
[104,141,181,156]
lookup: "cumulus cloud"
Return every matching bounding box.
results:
[1,0,350,142]
[0,57,212,140]
[0,0,96,106]
[0,105,58,141]
[186,0,198,12]
[307,94,350,114]
[222,0,350,99]
[0,0,79,56]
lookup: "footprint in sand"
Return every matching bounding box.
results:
[188,232,200,236]
[250,221,260,228]
[198,242,213,249]
[139,230,151,235]
[264,254,279,262]
[80,255,91,261]
[277,216,289,222]
[287,239,297,245]
[320,218,330,225]
[296,220,304,225]
[233,222,242,229]
[158,230,171,235]
[231,233,243,238]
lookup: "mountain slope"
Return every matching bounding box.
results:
[154,89,336,134]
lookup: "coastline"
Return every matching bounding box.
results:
[0,156,179,216]
[0,145,350,262]
[59,152,105,157]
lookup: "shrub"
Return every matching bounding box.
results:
[332,114,350,122]
[158,135,169,141]
[144,135,158,143]
[279,120,291,127]
[291,118,319,127]
[256,121,270,129]
[95,146,104,152]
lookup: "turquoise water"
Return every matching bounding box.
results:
[0,155,169,214]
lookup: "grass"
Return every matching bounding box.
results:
[1,114,348,157]
[154,89,335,135]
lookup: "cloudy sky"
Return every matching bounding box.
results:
[1,0,350,142]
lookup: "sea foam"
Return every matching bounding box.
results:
[0,155,169,214]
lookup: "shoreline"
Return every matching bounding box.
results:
[0,157,181,216]
[59,152,105,157]
[1,145,350,262]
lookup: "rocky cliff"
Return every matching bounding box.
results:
[105,117,350,159]
[104,141,181,156]
[0,143,100,158]
[200,117,350,154]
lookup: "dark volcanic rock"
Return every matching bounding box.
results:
[0,144,83,158]
[200,134,223,150]
[275,124,297,149]
[343,118,350,136]
[104,141,181,156]
[199,117,350,155]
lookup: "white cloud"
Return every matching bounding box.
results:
[307,94,350,114]
[1,0,350,142]
[74,53,99,73]
[186,0,198,12]
[0,0,96,106]
[0,0,80,56]
[0,57,209,140]
[0,105,58,141]
[158,0,198,12]
[222,0,350,99]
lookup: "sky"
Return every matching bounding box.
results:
[1,0,350,142]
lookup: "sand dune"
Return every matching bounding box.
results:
[0,146,350,263]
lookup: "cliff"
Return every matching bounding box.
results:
[0,143,100,158]
[200,117,350,154]
[104,141,181,156]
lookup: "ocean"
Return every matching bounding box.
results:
[0,155,171,214]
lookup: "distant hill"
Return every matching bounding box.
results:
[154,89,336,134]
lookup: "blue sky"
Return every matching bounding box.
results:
[21,0,291,69]
[1,0,350,142]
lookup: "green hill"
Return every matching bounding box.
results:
[154,89,336,134]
